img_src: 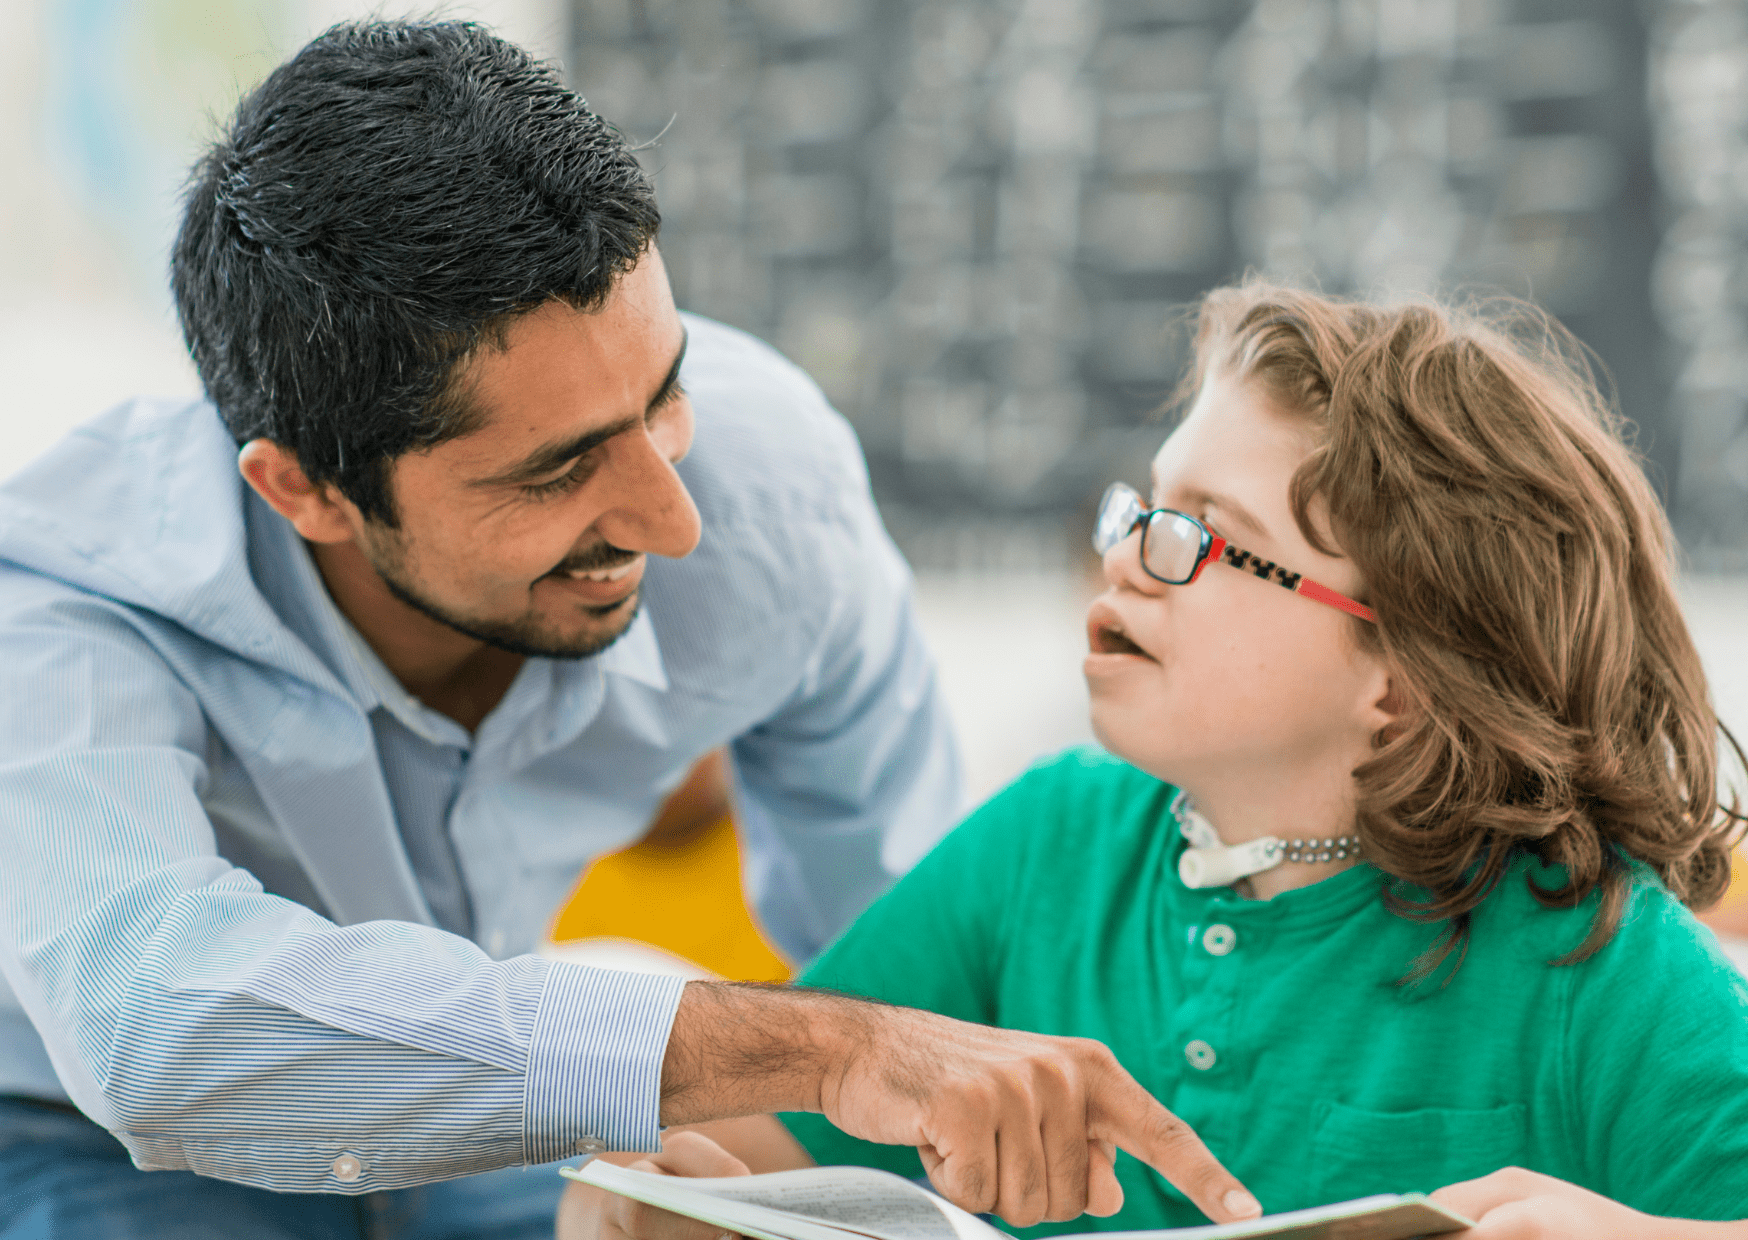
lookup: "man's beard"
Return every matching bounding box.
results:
[367,534,642,660]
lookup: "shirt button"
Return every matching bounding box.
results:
[331,1153,364,1182]
[574,1135,606,1156]
[1202,924,1237,956]
[1184,1039,1218,1071]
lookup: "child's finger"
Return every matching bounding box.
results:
[1429,1167,1563,1221]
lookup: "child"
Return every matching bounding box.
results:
[560,282,1748,1236]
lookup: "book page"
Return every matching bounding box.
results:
[646,1167,1006,1240]
[569,1164,1471,1240]
[1075,1194,1471,1240]
[570,1164,1006,1240]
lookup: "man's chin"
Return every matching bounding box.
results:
[380,567,641,660]
[489,595,642,660]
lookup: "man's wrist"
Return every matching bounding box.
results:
[659,981,884,1125]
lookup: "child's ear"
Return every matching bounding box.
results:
[1362,669,1414,746]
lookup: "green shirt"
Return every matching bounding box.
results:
[780,748,1748,1228]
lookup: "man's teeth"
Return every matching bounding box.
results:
[564,561,637,583]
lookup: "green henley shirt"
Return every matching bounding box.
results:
[779,748,1748,1229]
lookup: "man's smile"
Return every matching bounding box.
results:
[541,553,646,609]
[561,560,639,584]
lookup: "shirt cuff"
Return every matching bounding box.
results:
[523,962,687,1164]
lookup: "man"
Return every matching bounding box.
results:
[0,20,1254,1238]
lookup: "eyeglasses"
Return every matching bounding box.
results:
[1093,482,1377,624]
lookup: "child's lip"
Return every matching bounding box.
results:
[1085,600,1157,662]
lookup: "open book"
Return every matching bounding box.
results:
[562,1161,1474,1240]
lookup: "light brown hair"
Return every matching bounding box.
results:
[1185,280,1744,975]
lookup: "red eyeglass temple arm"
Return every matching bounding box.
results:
[1197,534,1379,624]
[1295,578,1378,624]
[1186,535,1226,584]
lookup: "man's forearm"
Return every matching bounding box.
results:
[659,981,879,1125]
[656,979,1259,1228]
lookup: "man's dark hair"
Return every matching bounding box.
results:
[172,19,661,525]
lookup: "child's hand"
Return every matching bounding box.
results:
[1431,1167,1746,1238]
[557,1132,749,1240]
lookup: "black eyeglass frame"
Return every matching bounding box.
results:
[1093,482,1378,623]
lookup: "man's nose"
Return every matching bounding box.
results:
[592,422,703,561]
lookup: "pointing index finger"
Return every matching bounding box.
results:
[1089,1066,1260,1224]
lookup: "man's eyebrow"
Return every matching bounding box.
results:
[471,417,644,488]
[647,328,688,414]
[470,329,689,489]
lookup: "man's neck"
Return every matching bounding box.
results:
[308,540,523,732]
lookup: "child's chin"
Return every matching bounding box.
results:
[1088,707,1156,768]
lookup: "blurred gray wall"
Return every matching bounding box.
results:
[568,0,1748,571]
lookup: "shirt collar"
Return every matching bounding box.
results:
[287,539,472,749]
[287,534,669,744]
[596,607,669,692]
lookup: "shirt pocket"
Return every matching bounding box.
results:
[1310,1100,1528,1202]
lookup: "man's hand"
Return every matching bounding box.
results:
[659,984,1260,1229]
[1432,1168,1747,1239]
[559,1133,751,1240]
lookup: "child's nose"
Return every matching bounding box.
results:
[1102,530,1165,596]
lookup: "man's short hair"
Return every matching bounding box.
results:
[172,19,661,525]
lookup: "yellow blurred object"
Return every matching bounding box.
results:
[549,814,792,983]
[1722,847,1748,911]
[1698,843,1748,938]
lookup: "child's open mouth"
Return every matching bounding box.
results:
[1087,608,1157,661]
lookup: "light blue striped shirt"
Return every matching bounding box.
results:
[0,314,961,1192]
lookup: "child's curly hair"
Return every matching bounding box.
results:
[1186,280,1745,976]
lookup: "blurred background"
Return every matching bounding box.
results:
[1,0,1742,811]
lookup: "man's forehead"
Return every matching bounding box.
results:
[435,299,686,471]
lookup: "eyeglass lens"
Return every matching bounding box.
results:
[1144,511,1206,584]
[1093,484,1207,585]
[1094,485,1143,554]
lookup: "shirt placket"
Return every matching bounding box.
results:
[451,660,608,958]
[1170,893,1267,1155]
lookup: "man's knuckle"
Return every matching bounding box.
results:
[1049,1181,1089,1223]
[1147,1109,1195,1147]
[1028,1054,1074,1095]
[954,1078,996,1115]
[1071,1037,1118,1070]
[1003,1187,1045,1229]
[1007,1204,1044,1228]
[957,1165,991,1209]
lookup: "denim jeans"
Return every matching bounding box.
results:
[0,1097,568,1240]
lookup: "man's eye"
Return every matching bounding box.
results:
[521,459,590,500]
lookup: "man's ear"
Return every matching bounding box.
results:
[238,440,358,544]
